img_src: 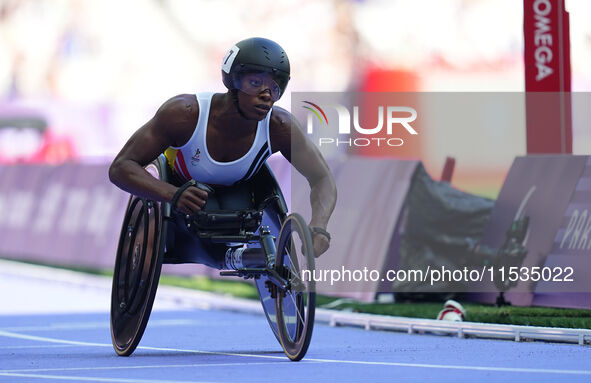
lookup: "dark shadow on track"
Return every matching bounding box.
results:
[132,350,287,358]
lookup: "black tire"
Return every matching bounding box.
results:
[274,213,316,361]
[110,162,168,356]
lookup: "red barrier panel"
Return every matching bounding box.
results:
[524,0,572,153]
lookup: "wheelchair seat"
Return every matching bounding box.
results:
[159,151,287,240]
[181,192,284,243]
[185,208,263,240]
[157,153,288,262]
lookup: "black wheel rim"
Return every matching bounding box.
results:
[110,196,164,355]
[275,213,316,361]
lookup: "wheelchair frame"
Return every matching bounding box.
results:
[110,154,316,361]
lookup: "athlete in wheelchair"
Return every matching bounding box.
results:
[108,38,337,361]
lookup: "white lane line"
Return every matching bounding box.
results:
[0,322,109,332]
[1,330,591,376]
[0,330,110,348]
[2,362,291,374]
[0,372,215,383]
[308,358,591,375]
[0,319,209,332]
[0,345,77,350]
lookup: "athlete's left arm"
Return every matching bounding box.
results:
[270,107,337,257]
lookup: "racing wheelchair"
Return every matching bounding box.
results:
[110,155,316,361]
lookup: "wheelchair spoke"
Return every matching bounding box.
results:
[286,249,302,281]
[286,292,305,325]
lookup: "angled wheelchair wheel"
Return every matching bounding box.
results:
[253,204,286,344]
[274,213,316,361]
[110,162,168,356]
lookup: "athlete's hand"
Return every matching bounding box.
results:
[312,232,330,258]
[175,186,208,215]
[309,226,330,257]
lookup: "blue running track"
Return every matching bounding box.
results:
[1,262,590,383]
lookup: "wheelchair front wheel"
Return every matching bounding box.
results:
[274,213,316,361]
[110,195,166,356]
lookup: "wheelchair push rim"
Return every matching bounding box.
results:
[274,213,316,361]
[110,194,166,356]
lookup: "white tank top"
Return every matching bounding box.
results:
[168,92,273,186]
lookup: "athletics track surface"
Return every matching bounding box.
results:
[1,262,590,383]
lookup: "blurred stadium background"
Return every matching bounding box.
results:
[1,0,590,197]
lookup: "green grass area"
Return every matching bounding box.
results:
[5,258,590,329]
[159,275,261,300]
[317,300,591,329]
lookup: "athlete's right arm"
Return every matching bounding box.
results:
[108,94,207,214]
